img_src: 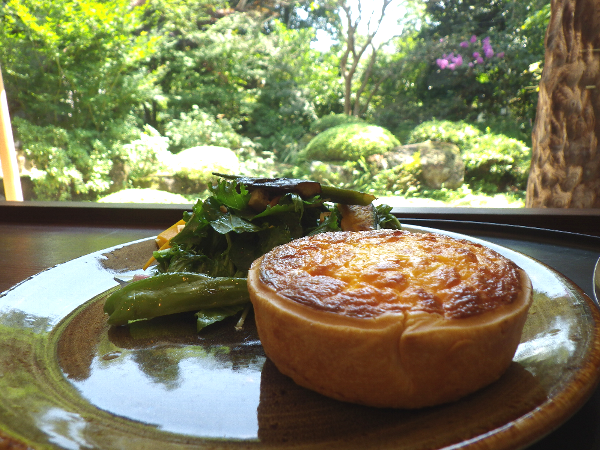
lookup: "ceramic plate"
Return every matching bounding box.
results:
[1,226,600,450]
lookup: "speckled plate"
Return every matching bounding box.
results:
[1,226,600,450]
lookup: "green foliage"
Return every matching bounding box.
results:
[15,118,123,200]
[242,21,339,158]
[407,120,482,146]
[121,126,171,181]
[375,0,549,147]
[421,0,506,39]
[463,133,531,193]
[2,0,546,205]
[145,10,261,124]
[0,0,166,200]
[303,123,400,162]
[309,113,365,134]
[373,30,430,128]
[14,118,170,200]
[139,5,342,159]
[0,0,159,130]
[164,106,252,153]
[287,159,360,189]
[369,155,423,197]
[246,75,317,159]
[155,146,241,196]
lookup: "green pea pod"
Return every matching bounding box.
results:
[104,272,250,326]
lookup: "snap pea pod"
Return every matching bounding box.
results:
[104,272,250,326]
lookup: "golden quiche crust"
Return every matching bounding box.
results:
[248,229,533,409]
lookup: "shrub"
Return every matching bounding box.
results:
[168,146,239,175]
[247,80,318,161]
[463,134,531,193]
[369,155,423,196]
[14,117,174,200]
[164,106,252,154]
[14,117,140,200]
[288,160,362,189]
[302,123,400,162]
[122,125,171,181]
[309,113,365,135]
[407,120,482,148]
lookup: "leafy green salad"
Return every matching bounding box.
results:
[103,175,402,331]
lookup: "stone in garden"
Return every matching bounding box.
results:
[369,140,464,189]
[367,145,416,170]
[418,141,464,189]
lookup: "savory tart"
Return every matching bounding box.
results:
[247,229,532,409]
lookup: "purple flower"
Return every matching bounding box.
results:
[482,38,494,58]
[436,58,449,69]
[436,35,504,73]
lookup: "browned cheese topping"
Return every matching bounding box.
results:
[259,230,522,319]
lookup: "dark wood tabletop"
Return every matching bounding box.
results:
[2,200,600,449]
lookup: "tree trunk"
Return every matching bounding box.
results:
[526,0,600,207]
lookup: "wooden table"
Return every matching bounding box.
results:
[2,201,600,449]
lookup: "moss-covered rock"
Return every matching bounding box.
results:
[309,113,365,135]
[416,141,464,189]
[406,120,531,194]
[303,123,400,162]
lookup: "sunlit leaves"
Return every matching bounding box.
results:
[0,0,159,130]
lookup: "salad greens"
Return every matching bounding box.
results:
[103,176,402,330]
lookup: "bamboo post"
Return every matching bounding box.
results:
[0,64,23,201]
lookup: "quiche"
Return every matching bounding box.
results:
[247,229,532,409]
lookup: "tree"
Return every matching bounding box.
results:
[139,0,343,157]
[0,0,158,131]
[405,0,548,139]
[0,0,164,201]
[419,0,506,39]
[526,0,600,207]
[335,0,408,116]
[244,21,342,157]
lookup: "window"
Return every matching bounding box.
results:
[0,0,550,208]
